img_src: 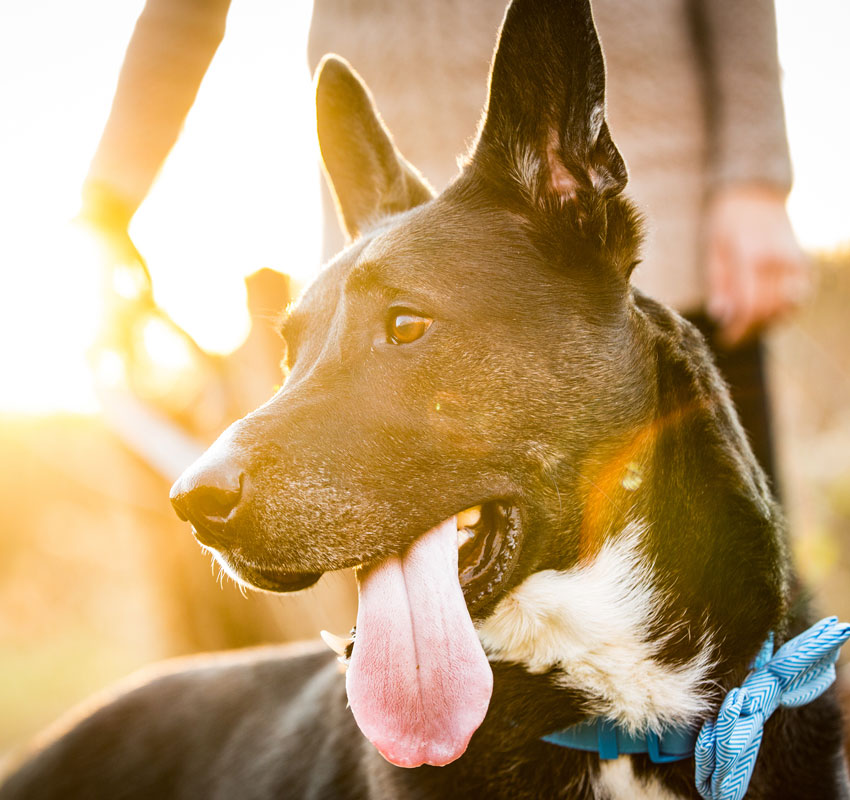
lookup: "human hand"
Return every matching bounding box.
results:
[705,185,810,348]
[72,215,153,307]
[70,215,230,437]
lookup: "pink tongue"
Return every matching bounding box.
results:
[346,517,493,768]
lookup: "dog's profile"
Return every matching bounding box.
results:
[2,0,848,797]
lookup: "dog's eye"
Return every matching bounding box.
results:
[387,312,432,345]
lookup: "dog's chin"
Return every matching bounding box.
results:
[241,566,323,593]
[202,546,323,593]
[196,499,523,611]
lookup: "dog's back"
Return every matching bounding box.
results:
[0,646,378,800]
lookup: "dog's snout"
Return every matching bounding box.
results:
[170,460,245,538]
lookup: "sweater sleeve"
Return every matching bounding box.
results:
[692,0,793,195]
[82,0,233,228]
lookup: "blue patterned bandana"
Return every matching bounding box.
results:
[695,616,850,799]
[543,616,850,800]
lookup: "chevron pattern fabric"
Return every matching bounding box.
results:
[694,616,850,800]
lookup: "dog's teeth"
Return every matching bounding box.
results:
[457,528,476,548]
[456,506,482,529]
[320,630,351,656]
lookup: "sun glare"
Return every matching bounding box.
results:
[0,0,319,415]
[776,0,850,252]
[0,0,847,415]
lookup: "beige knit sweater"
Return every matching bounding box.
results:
[309,0,792,312]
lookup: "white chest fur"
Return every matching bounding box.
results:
[478,522,713,732]
[595,757,685,800]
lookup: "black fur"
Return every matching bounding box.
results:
[2,0,847,797]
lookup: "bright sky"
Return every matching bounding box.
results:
[0,0,848,414]
[775,0,850,253]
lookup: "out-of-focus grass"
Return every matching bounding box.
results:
[0,415,170,753]
[0,629,149,753]
[771,249,850,622]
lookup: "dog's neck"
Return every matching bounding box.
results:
[476,295,788,750]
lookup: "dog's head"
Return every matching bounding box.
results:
[171,0,645,605]
[171,0,783,772]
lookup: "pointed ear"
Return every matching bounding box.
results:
[469,0,626,229]
[315,55,435,241]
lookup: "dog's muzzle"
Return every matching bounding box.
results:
[169,445,323,593]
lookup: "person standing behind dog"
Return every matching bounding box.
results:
[79,0,806,494]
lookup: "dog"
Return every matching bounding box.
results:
[2,0,848,797]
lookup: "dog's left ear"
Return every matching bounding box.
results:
[469,0,626,231]
[315,55,435,241]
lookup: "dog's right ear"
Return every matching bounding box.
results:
[315,55,434,241]
[468,0,627,236]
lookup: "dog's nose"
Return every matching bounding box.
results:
[170,460,245,541]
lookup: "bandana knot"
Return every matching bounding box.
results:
[695,616,850,800]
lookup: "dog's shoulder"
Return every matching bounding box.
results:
[0,643,367,800]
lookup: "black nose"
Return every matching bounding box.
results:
[170,460,245,544]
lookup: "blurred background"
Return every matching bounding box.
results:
[1,0,849,758]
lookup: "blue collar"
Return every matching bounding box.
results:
[542,717,696,764]
[541,616,850,800]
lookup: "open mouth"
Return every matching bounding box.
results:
[325,498,523,664]
[454,500,522,612]
[341,501,523,768]
[193,499,522,769]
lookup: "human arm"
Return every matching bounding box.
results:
[694,0,809,345]
[80,0,232,231]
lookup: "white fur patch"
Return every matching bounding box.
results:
[510,143,544,201]
[588,103,605,146]
[595,757,684,800]
[478,522,713,732]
